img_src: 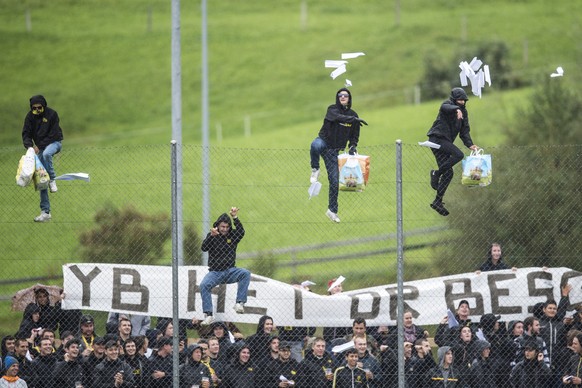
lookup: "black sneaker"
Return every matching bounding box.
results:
[430,170,440,190]
[430,200,450,216]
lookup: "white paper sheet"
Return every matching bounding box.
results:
[330,65,347,79]
[54,173,90,182]
[345,79,352,87]
[328,275,346,292]
[325,60,348,68]
[551,66,564,77]
[418,141,441,149]
[332,340,355,354]
[341,52,365,59]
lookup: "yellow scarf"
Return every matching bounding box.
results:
[2,376,20,383]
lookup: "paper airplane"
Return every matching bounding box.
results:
[551,66,564,77]
[54,173,90,182]
[345,79,352,87]
[418,141,441,149]
[325,60,348,68]
[330,64,347,80]
[341,52,365,59]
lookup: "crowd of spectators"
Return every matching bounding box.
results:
[2,281,582,388]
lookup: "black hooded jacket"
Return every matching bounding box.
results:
[427,88,473,147]
[17,304,43,339]
[317,88,361,150]
[22,95,64,150]
[245,315,274,363]
[201,214,245,271]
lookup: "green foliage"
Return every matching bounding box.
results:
[183,224,203,266]
[506,78,582,145]
[249,252,277,279]
[78,203,171,264]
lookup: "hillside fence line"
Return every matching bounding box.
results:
[0,143,580,387]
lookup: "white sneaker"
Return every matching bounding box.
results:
[34,211,52,222]
[200,314,215,326]
[326,209,340,223]
[234,303,245,314]
[310,168,320,184]
[49,180,58,193]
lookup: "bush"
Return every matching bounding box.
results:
[78,203,171,264]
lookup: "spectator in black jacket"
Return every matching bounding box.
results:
[93,340,133,388]
[221,344,255,388]
[434,300,478,347]
[199,207,250,326]
[53,339,85,388]
[309,87,367,223]
[121,338,148,388]
[246,315,275,364]
[13,338,32,383]
[469,339,496,388]
[296,337,338,387]
[178,344,211,388]
[146,337,173,388]
[332,347,368,388]
[426,87,479,216]
[21,95,64,222]
[510,338,551,388]
[28,338,57,388]
[268,341,299,387]
[83,336,106,387]
[477,243,516,273]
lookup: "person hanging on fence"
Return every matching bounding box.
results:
[310,88,368,223]
[426,87,479,216]
[200,207,250,326]
[21,95,64,222]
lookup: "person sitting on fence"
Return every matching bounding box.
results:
[426,87,479,216]
[21,95,64,222]
[200,207,250,326]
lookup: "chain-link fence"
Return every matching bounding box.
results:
[1,143,580,387]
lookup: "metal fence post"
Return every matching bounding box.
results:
[396,140,405,388]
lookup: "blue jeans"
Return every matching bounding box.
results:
[310,137,339,213]
[200,267,251,314]
[38,141,62,213]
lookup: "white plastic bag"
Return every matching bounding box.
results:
[15,147,36,187]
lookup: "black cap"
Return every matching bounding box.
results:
[93,336,106,345]
[524,338,539,351]
[458,300,470,309]
[279,341,292,350]
[80,315,94,325]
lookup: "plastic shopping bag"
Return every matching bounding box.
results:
[15,147,36,187]
[33,154,50,191]
[461,149,492,187]
[338,153,370,191]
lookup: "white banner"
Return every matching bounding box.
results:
[62,264,582,327]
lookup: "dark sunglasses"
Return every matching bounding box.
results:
[338,93,349,98]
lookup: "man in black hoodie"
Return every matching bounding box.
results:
[310,88,367,223]
[28,338,57,388]
[426,87,479,216]
[21,95,64,222]
[200,207,249,326]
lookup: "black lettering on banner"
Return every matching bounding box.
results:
[187,270,200,312]
[560,270,582,290]
[350,292,381,320]
[488,273,521,315]
[526,271,552,314]
[112,268,149,312]
[242,275,268,316]
[294,288,304,319]
[68,265,102,307]
[385,286,420,320]
[443,278,484,315]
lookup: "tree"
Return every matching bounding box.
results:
[78,203,171,264]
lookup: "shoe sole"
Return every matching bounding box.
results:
[430,203,449,216]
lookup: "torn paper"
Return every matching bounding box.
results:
[341,52,365,59]
[54,173,90,182]
[325,60,348,68]
[550,66,564,77]
[330,64,347,80]
[418,141,441,149]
